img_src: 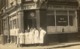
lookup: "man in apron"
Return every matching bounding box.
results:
[39,28,46,45]
[34,28,39,44]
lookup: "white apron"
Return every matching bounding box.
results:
[25,33,29,44]
[19,33,25,44]
[28,29,35,44]
[39,30,46,44]
[34,30,39,44]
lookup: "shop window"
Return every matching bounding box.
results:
[3,20,7,30]
[56,10,68,26]
[47,9,75,26]
[10,18,18,29]
[47,15,55,26]
[69,16,73,26]
[10,21,13,29]
[56,15,68,26]
[16,18,19,28]
[3,21,5,30]
[47,10,55,26]
[13,19,17,28]
[69,10,75,26]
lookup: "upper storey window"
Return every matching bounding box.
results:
[47,0,78,7]
[22,0,33,3]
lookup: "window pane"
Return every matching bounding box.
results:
[16,18,19,28]
[10,21,12,29]
[69,16,73,26]
[47,15,55,26]
[3,20,7,30]
[56,15,68,26]
[69,10,75,26]
[13,19,17,28]
[47,10,55,26]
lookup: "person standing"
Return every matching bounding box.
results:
[34,28,39,44]
[39,28,46,45]
[28,27,35,44]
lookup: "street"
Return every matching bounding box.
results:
[55,45,80,49]
[0,42,80,49]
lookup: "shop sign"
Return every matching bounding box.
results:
[23,4,37,10]
[22,0,40,3]
[22,0,33,3]
[25,0,32,1]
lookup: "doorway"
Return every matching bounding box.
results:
[23,10,36,30]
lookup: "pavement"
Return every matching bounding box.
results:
[0,42,80,49]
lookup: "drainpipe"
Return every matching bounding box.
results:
[7,15,10,43]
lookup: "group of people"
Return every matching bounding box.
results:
[18,27,46,46]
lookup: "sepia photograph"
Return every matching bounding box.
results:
[0,0,80,49]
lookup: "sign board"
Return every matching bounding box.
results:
[22,0,33,3]
[23,4,37,10]
[25,0,33,1]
